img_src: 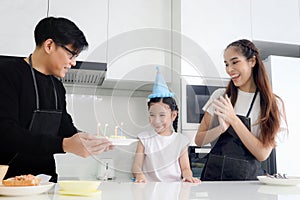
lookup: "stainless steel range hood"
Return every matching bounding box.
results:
[0,55,107,86]
[61,61,107,86]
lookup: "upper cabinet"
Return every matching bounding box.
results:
[49,0,109,63]
[251,0,300,45]
[2,0,298,83]
[0,0,48,57]
[105,0,172,83]
[0,0,172,84]
[0,0,108,62]
[181,0,252,78]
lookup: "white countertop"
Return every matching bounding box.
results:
[1,181,300,200]
[98,181,300,200]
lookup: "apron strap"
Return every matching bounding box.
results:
[246,89,258,118]
[50,76,58,110]
[28,54,58,110]
[29,54,40,110]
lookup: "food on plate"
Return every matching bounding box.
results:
[0,165,9,181]
[2,174,42,186]
[266,173,287,179]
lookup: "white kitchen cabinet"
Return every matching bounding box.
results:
[251,0,300,45]
[0,0,48,57]
[49,0,109,63]
[105,0,172,82]
[181,0,252,78]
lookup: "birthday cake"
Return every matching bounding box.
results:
[109,135,126,139]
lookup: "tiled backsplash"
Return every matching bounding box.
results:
[55,93,149,181]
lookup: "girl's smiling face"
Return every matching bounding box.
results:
[224,46,256,92]
[148,102,177,135]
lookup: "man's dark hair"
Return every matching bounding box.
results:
[34,17,88,52]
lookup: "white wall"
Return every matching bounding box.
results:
[55,93,149,181]
[181,0,252,78]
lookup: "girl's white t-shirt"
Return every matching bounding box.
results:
[203,88,288,144]
[138,130,189,182]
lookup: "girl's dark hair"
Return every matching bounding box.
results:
[147,97,179,132]
[224,39,286,147]
[34,17,88,53]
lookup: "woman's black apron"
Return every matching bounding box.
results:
[7,55,62,182]
[201,90,264,181]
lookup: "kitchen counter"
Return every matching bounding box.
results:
[1,181,300,200]
[97,181,300,200]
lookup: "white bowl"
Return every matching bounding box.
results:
[58,180,101,192]
[0,165,9,181]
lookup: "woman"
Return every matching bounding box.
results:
[195,39,288,181]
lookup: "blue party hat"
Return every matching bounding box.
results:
[148,66,174,99]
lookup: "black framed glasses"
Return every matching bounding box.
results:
[59,45,79,60]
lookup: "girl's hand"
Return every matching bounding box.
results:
[182,176,201,183]
[134,174,147,183]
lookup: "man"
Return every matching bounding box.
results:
[0,17,112,182]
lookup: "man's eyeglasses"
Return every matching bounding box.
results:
[59,45,79,60]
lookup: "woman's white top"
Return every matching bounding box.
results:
[138,130,190,182]
[203,88,288,144]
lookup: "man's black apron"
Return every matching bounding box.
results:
[6,55,62,182]
[201,90,264,181]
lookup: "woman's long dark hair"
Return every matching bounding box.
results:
[148,97,179,132]
[225,39,286,147]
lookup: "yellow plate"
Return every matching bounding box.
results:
[58,180,101,192]
[59,189,101,196]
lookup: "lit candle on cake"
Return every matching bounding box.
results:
[110,124,126,139]
[97,123,101,136]
[103,124,108,137]
[114,126,118,137]
[119,122,124,136]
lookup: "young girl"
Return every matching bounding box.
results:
[195,39,288,181]
[132,67,200,183]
